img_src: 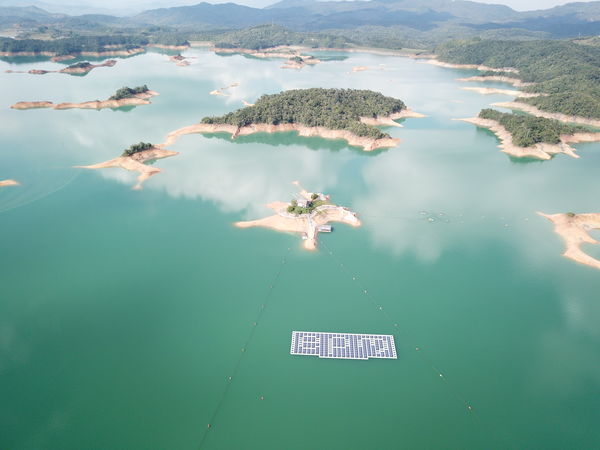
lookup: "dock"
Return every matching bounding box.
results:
[290,331,397,360]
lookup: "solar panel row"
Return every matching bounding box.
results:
[290,331,397,360]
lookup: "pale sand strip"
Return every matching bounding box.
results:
[160,109,424,151]
[235,197,361,251]
[162,123,399,152]
[539,212,600,271]
[11,91,159,111]
[76,148,178,190]
[457,76,534,88]
[492,101,600,128]
[0,179,20,187]
[460,86,543,98]
[424,59,519,73]
[457,117,600,160]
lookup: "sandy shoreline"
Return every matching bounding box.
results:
[161,109,424,151]
[539,212,600,271]
[235,186,361,250]
[423,58,519,73]
[11,91,159,111]
[460,86,542,98]
[456,75,534,88]
[76,147,178,190]
[161,110,422,152]
[492,101,600,128]
[458,117,600,160]
[0,179,19,187]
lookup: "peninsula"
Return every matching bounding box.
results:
[236,182,361,250]
[539,212,600,271]
[11,86,158,111]
[459,109,600,160]
[165,88,423,151]
[76,142,178,190]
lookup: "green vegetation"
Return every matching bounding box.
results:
[122,142,153,157]
[479,109,586,147]
[65,61,92,69]
[436,39,600,119]
[109,85,149,101]
[199,25,347,50]
[202,88,406,139]
[286,197,329,216]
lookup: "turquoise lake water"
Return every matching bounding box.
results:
[1,48,600,449]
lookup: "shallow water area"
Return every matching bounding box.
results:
[1,48,600,450]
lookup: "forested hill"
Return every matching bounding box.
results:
[436,40,600,119]
[202,88,406,139]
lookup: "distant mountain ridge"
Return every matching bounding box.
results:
[1,0,600,39]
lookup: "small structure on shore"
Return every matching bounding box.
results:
[235,182,360,250]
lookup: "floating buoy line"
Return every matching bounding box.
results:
[320,240,518,449]
[197,247,292,449]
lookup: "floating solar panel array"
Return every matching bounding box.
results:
[290,331,397,360]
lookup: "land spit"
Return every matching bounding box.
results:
[0,179,19,187]
[5,59,117,75]
[76,148,178,190]
[11,91,159,111]
[539,212,600,271]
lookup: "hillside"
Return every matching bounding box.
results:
[436,39,600,119]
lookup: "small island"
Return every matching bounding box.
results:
[236,182,361,250]
[539,212,600,271]
[169,54,190,66]
[281,55,320,70]
[163,88,424,151]
[0,179,20,188]
[11,85,159,111]
[76,142,178,190]
[459,109,600,160]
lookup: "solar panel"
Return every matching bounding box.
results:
[290,331,397,360]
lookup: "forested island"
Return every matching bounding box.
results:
[11,85,158,111]
[160,88,424,151]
